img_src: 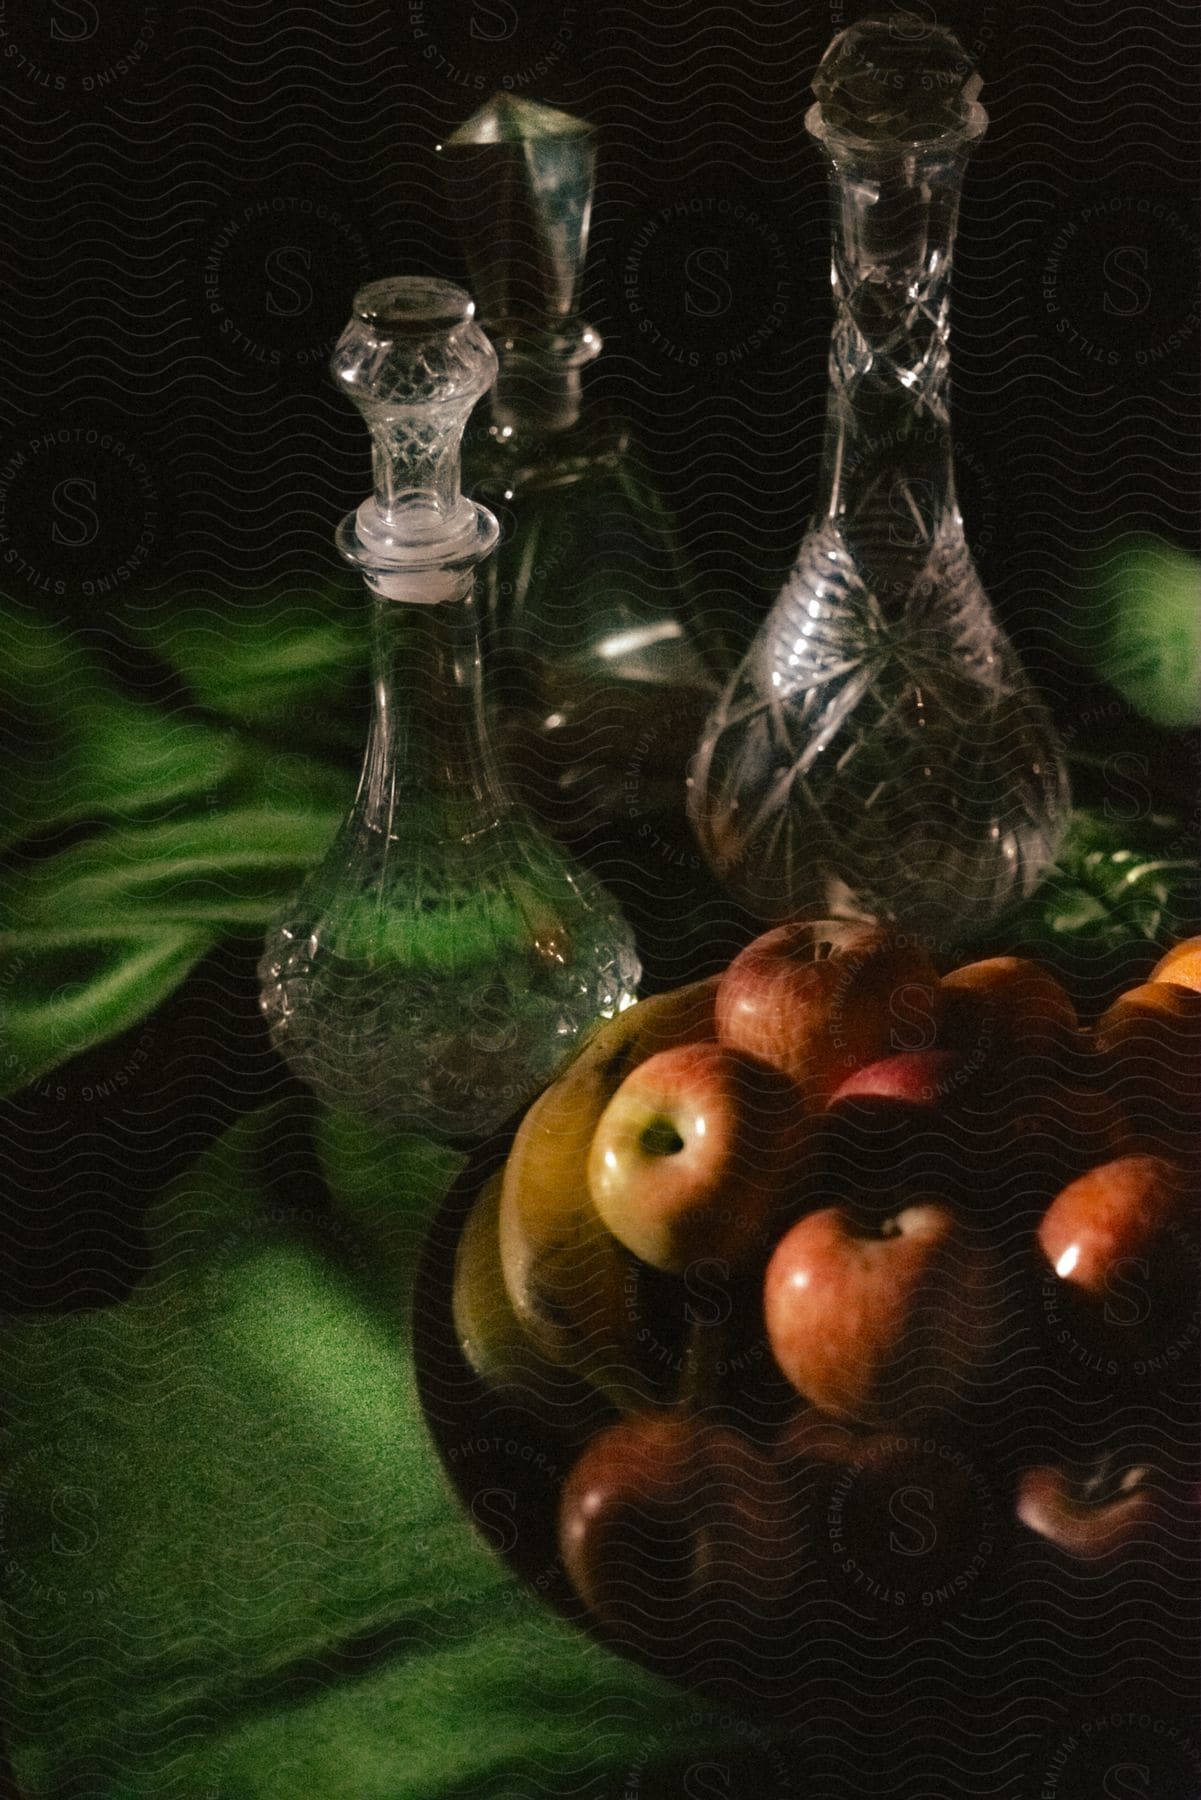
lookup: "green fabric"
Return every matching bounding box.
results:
[0,600,241,852]
[117,585,366,753]
[0,742,349,1096]
[0,1103,738,1799]
[0,583,360,1099]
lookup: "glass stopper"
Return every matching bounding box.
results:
[687,26,1068,938]
[258,277,640,1139]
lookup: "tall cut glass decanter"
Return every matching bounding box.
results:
[258,278,639,1138]
[441,94,719,831]
[688,19,1068,934]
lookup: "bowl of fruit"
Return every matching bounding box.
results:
[417,924,1200,1712]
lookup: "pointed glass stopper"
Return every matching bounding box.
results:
[438,96,720,834]
[441,93,600,430]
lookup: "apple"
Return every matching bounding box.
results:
[498,976,719,1413]
[1015,1456,1193,1571]
[939,955,1080,1085]
[558,1414,797,1662]
[977,1073,1137,1214]
[776,1407,993,1607]
[1150,934,1201,996]
[819,1050,980,1214]
[1036,1156,1197,1352]
[586,1041,803,1274]
[1094,980,1201,1161]
[763,1201,999,1426]
[829,1048,971,1109]
[716,923,941,1106]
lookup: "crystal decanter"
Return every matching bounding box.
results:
[440,93,719,831]
[258,278,639,1138]
[688,19,1068,934]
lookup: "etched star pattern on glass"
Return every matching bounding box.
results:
[689,18,1068,934]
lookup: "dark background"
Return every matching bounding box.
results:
[1,0,1196,1299]
[0,7,1198,1789]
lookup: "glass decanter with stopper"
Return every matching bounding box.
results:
[258,277,640,1138]
[440,93,720,832]
[688,19,1068,934]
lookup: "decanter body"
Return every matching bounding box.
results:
[688,21,1068,934]
[443,94,719,830]
[258,278,639,1138]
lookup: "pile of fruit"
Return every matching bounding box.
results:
[452,923,1200,1680]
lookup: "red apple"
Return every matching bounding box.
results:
[586,1041,803,1273]
[1015,1457,1194,1570]
[1094,980,1201,1162]
[830,1049,971,1108]
[763,1201,999,1426]
[558,1414,798,1661]
[1149,934,1201,996]
[939,955,1080,1082]
[821,1051,979,1211]
[1036,1156,1197,1356]
[716,923,941,1106]
[776,1408,994,1608]
[981,1075,1137,1208]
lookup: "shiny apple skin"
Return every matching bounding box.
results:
[586,1042,803,1274]
[763,1203,998,1427]
[1036,1155,1195,1299]
[716,924,941,1106]
[829,1049,971,1108]
[819,1051,981,1219]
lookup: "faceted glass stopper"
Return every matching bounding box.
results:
[809,14,985,149]
[331,276,499,590]
[440,93,596,338]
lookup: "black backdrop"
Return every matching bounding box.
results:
[0,0,1198,1680]
[1,0,1197,1321]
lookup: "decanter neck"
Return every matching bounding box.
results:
[815,141,972,558]
[357,584,509,837]
[486,320,603,440]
